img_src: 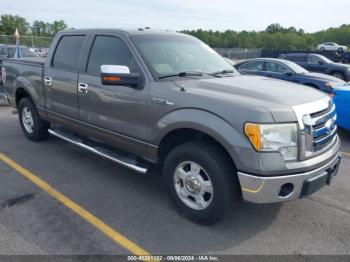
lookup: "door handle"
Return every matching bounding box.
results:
[78,83,88,94]
[44,76,52,86]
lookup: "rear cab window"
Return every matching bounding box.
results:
[52,35,85,71]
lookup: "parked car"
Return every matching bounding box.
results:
[235,58,346,93]
[333,87,350,130]
[0,44,4,83]
[317,42,348,52]
[0,44,39,84]
[235,58,350,130]
[0,45,39,59]
[279,53,350,81]
[2,29,341,224]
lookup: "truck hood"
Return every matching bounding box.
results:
[174,75,325,107]
[173,75,327,122]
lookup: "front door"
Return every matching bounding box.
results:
[77,35,148,155]
[45,35,86,120]
[306,55,327,73]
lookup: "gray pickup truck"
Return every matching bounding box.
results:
[2,29,341,224]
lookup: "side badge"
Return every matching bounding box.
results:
[150,97,175,106]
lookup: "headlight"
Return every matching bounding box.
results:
[245,123,298,161]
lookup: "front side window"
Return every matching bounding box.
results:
[52,35,85,71]
[87,36,138,76]
[240,61,264,71]
[131,35,233,77]
[308,55,324,64]
[266,62,291,74]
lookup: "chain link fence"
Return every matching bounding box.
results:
[0,35,53,48]
[214,48,262,61]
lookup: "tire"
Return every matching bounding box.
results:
[163,141,240,225]
[338,47,344,53]
[18,97,49,141]
[331,72,345,80]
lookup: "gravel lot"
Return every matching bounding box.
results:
[0,104,349,256]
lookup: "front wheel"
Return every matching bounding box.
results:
[18,97,49,141]
[163,141,240,225]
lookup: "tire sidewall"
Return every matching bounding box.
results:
[18,98,42,140]
[163,143,234,224]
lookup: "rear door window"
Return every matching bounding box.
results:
[266,62,291,74]
[52,35,85,71]
[287,55,307,62]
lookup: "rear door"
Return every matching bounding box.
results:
[77,34,148,155]
[45,35,86,120]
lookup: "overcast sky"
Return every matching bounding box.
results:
[1,0,349,32]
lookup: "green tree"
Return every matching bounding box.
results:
[32,20,50,36]
[47,20,67,35]
[0,14,29,35]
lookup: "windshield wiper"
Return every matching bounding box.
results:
[212,69,235,76]
[158,71,219,79]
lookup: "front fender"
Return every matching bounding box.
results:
[150,108,254,171]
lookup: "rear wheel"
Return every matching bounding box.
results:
[331,72,345,80]
[18,97,49,141]
[163,141,240,225]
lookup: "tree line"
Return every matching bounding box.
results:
[0,14,67,37]
[1,14,349,50]
[182,23,350,50]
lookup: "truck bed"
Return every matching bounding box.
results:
[3,57,45,66]
[2,57,46,108]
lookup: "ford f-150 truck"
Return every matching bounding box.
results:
[2,29,341,224]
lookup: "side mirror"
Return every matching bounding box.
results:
[318,61,324,65]
[100,65,142,88]
[283,71,293,76]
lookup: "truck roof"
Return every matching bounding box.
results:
[58,28,190,37]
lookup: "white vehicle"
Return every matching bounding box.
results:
[317,42,348,52]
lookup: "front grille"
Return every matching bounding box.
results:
[306,102,337,155]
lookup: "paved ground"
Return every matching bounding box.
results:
[0,104,349,256]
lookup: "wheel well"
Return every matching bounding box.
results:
[158,128,235,168]
[15,88,30,107]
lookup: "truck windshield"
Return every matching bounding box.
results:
[131,35,235,78]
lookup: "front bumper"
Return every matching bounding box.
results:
[237,152,341,204]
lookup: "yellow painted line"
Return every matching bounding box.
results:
[0,152,151,256]
[242,180,265,194]
[342,151,350,157]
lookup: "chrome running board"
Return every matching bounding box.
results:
[48,129,149,174]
